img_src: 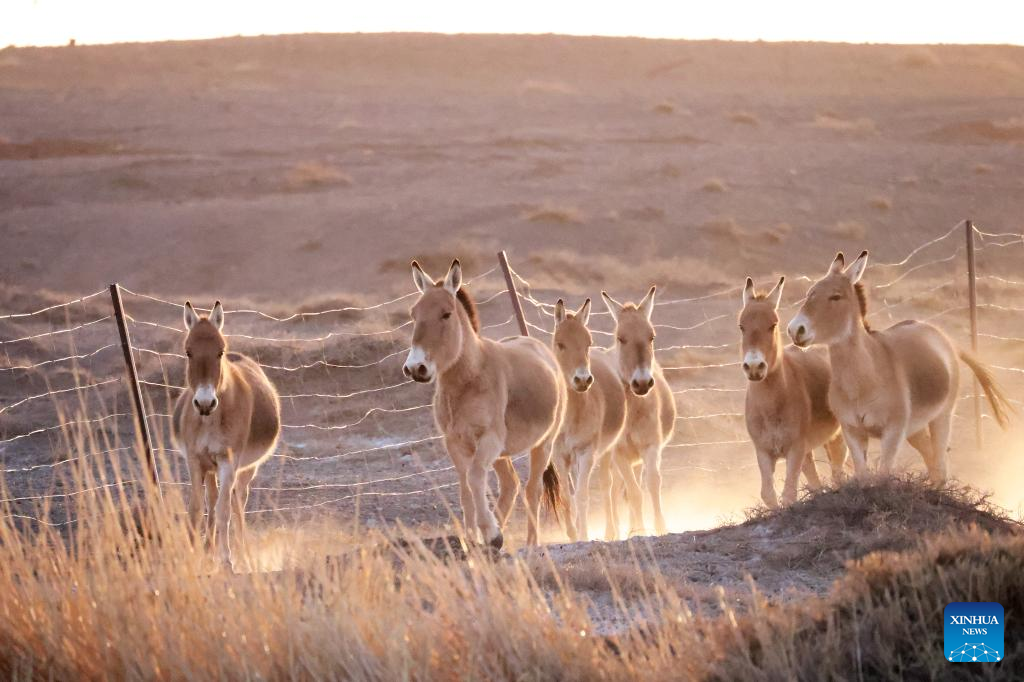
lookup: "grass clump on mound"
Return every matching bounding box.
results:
[699,529,1023,681]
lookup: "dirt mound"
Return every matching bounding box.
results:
[536,478,1021,616]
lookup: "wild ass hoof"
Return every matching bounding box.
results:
[488,532,504,552]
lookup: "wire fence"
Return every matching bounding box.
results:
[1,220,1021,529]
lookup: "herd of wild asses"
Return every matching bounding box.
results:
[171,251,1012,567]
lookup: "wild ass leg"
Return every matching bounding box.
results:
[824,434,847,485]
[879,425,907,476]
[551,449,578,541]
[800,452,823,491]
[613,450,645,535]
[927,410,953,485]
[780,448,805,506]
[204,470,218,550]
[186,457,206,541]
[448,440,478,542]
[640,445,667,535]
[232,466,256,566]
[842,425,871,479]
[492,456,520,529]
[214,456,237,568]
[906,429,935,480]
[755,449,779,509]
[524,445,552,547]
[470,433,504,549]
[573,446,596,542]
[597,454,619,541]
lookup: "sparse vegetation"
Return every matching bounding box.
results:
[812,112,876,134]
[728,111,759,126]
[825,220,867,240]
[702,178,727,193]
[0,464,1018,679]
[652,101,675,115]
[283,161,352,191]
[868,195,892,211]
[522,204,585,225]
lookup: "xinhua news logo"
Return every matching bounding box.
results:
[944,602,1004,663]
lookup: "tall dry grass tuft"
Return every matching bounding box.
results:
[1,415,1020,679]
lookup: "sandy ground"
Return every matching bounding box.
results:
[2,34,1024,618]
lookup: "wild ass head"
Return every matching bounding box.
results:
[553,298,594,393]
[788,250,869,348]
[739,276,785,382]
[404,259,479,383]
[183,301,227,416]
[601,286,657,396]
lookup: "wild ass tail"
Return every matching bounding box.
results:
[542,463,567,523]
[959,350,1014,429]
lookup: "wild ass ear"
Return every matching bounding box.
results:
[828,252,846,275]
[846,250,869,284]
[442,259,462,295]
[411,260,432,293]
[577,298,592,326]
[183,301,200,330]
[742,277,755,307]
[210,301,225,331]
[600,291,622,322]
[554,298,567,324]
[767,276,785,310]
[638,285,656,321]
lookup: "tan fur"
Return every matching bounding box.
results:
[551,299,627,542]
[601,287,676,538]
[405,260,566,548]
[172,301,281,569]
[788,251,1012,484]
[740,276,846,508]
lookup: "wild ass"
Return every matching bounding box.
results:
[601,287,676,537]
[550,298,627,542]
[172,301,281,568]
[739,276,846,508]
[788,251,1012,483]
[404,259,566,548]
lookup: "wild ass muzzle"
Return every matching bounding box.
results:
[172,301,281,569]
[551,298,627,541]
[600,286,676,537]
[787,251,1012,484]
[739,276,846,507]
[405,259,567,549]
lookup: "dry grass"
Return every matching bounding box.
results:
[1,452,1020,679]
[728,111,759,126]
[283,161,352,192]
[652,101,675,115]
[812,112,876,134]
[702,178,727,193]
[522,204,585,225]
[974,163,995,175]
[868,196,892,211]
[901,48,942,69]
[825,220,867,241]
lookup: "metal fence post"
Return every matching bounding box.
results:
[965,220,982,449]
[498,251,530,337]
[109,283,160,490]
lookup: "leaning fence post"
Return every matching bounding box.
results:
[498,251,530,337]
[109,283,160,490]
[965,219,982,449]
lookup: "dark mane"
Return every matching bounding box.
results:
[456,287,480,333]
[855,282,871,331]
[434,280,480,333]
